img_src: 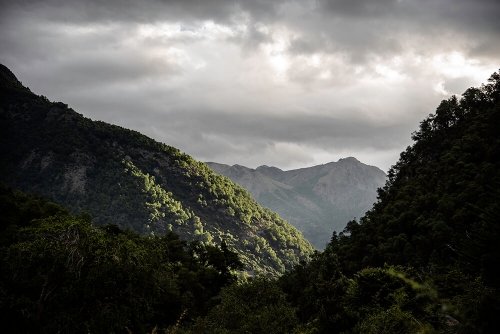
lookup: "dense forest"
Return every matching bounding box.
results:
[1,64,499,333]
[0,182,244,333]
[0,64,314,276]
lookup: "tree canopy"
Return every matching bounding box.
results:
[0,182,243,333]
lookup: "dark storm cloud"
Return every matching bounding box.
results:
[0,0,280,24]
[4,0,499,34]
[283,0,500,62]
[2,0,499,63]
[315,0,500,31]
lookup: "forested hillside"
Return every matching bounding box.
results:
[0,182,243,333]
[275,70,500,333]
[330,70,500,275]
[0,64,314,276]
[207,158,386,249]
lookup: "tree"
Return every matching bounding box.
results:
[188,277,298,334]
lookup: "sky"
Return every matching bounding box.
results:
[1,0,499,173]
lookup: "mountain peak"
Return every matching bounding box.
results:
[0,64,24,87]
[338,157,359,163]
[255,165,284,179]
[256,165,283,172]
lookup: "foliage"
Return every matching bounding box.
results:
[0,183,242,333]
[279,248,351,333]
[280,253,441,333]
[185,277,299,334]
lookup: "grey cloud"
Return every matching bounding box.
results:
[282,0,500,64]
[227,23,273,54]
[0,0,280,25]
[315,0,500,32]
[288,30,404,65]
[0,19,188,97]
[444,77,479,96]
[135,110,415,171]
[318,0,404,18]
[136,109,414,152]
[3,0,499,64]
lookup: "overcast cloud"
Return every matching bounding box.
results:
[1,0,499,172]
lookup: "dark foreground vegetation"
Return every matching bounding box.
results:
[0,182,244,333]
[1,68,499,333]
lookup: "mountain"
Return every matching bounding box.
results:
[0,64,314,276]
[206,158,386,249]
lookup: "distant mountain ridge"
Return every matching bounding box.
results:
[0,64,314,275]
[206,158,387,249]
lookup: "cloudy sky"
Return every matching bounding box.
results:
[1,0,499,172]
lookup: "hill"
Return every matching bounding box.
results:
[0,64,314,276]
[206,158,386,249]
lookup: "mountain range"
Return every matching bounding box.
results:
[0,64,314,276]
[206,159,386,249]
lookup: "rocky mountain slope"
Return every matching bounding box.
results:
[207,159,386,249]
[0,64,314,275]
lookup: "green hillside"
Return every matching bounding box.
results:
[0,64,314,276]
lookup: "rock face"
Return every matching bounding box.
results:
[207,158,387,249]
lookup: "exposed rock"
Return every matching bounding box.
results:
[60,151,95,194]
[40,152,54,170]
